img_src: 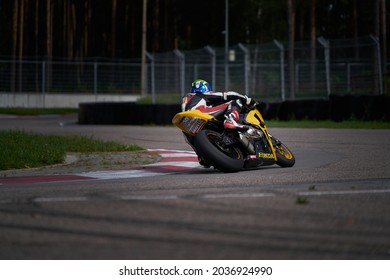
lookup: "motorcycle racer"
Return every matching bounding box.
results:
[181,79,256,130]
[181,79,256,167]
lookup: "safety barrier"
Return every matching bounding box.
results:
[78,95,390,125]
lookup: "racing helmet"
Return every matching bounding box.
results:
[191,79,212,93]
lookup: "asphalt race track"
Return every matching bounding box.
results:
[0,114,390,260]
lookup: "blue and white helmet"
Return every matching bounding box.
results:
[191,79,212,93]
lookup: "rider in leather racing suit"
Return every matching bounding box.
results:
[182,79,256,129]
[181,79,256,167]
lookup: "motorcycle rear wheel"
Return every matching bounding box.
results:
[194,129,244,173]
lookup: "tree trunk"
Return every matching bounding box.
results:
[11,0,19,92]
[111,0,117,57]
[373,0,381,94]
[84,0,91,57]
[63,0,68,57]
[310,0,316,93]
[380,0,387,94]
[352,0,359,59]
[287,0,296,99]
[35,0,40,91]
[18,0,25,92]
[141,0,147,96]
[46,0,53,91]
[152,0,160,52]
[69,2,76,58]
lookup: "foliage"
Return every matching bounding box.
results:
[0,0,386,58]
[0,130,143,170]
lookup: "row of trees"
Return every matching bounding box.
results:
[286,0,387,97]
[1,0,387,59]
[1,0,388,95]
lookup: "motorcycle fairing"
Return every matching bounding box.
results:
[243,109,277,161]
[172,110,215,136]
[244,109,266,128]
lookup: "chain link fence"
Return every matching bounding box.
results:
[0,59,141,94]
[0,36,385,105]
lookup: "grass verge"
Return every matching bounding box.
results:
[0,130,143,171]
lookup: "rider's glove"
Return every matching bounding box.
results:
[245,96,257,109]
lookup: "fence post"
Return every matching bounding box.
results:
[318,37,331,97]
[370,34,384,95]
[42,61,46,95]
[204,46,216,90]
[238,43,249,95]
[146,51,156,104]
[347,62,351,93]
[173,49,185,96]
[273,40,286,101]
[224,0,229,91]
[93,62,97,95]
[295,63,300,93]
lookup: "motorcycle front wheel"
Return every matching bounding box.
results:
[271,136,295,167]
[194,129,244,173]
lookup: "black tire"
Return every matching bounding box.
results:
[271,136,295,167]
[194,129,244,173]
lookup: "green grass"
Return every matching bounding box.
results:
[295,196,309,205]
[0,130,143,171]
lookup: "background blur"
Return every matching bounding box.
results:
[0,0,388,106]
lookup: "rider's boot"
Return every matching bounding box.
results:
[224,110,247,130]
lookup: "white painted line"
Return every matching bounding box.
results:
[147,149,195,154]
[298,189,390,196]
[4,188,389,205]
[203,193,275,199]
[67,149,201,180]
[118,195,179,201]
[148,161,200,167]
[77,170,164,180]
[160,153,198,158]
[34,197,88,203]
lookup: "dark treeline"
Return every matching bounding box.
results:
[0,0,387,60]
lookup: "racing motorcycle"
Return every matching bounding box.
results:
[172,102,295,173]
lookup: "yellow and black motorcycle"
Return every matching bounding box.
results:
[172,102,295,173]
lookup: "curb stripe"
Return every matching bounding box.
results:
[0,149,200,186]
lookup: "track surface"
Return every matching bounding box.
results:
[0,114,390,259]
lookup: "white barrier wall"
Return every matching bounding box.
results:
[0,93,140,108]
